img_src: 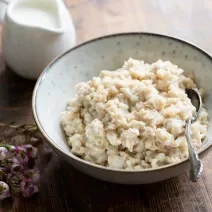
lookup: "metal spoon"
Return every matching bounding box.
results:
[185,88,203,182]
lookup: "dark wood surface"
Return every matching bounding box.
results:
[1,0,212,211]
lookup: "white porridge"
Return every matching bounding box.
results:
[61,58,208,170]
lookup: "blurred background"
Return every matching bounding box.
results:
[65,0,212,53]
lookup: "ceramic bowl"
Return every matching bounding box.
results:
[32,33,212,184]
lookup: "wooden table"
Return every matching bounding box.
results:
[1,0,212,211]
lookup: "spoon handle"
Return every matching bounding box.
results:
[185,119,203,182]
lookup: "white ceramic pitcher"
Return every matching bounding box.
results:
[1,0,76,79]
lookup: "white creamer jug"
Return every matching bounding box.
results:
[1,0,76,79]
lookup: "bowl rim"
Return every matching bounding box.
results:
[32,32,212,173]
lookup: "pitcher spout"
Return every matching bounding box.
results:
[7,0,66,34]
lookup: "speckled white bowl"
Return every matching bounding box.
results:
[32,33,212,184]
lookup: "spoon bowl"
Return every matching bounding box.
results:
[185,88,203,182]
[186,88,202,122]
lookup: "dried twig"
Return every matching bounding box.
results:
[0,122,38,133]
[0,122,43,146]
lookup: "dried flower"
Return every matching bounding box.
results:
[0,167,8,182]
[23,169,40,184]
[7,174,21,196]
[10,163,24,175]
[4,157,20,171]
[20,180,38,197]
[0,168,6,181]
[6,145,16,158]
[22,145,38,159]
[0,147,8,161]
[15,146,29,164]
[0,122,43,200]
[0,181,10,200]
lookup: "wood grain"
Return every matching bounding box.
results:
[1,0,212,211]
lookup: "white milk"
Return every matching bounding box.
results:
[12,6,59,28]
[2,0,76,79]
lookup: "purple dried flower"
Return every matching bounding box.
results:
[20,180,38,197]
[23,169,40,184]
[0,181,10,200]
[0,147,8,161]
[0,167,7,181]
[22,145,38,159]
[0,142,40,199]
[4,157,20,172]
[8,145,16,151]
[7,174,21,196]
[10,163,24,175]
[15,146,29,164]
[6,145,16,158]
